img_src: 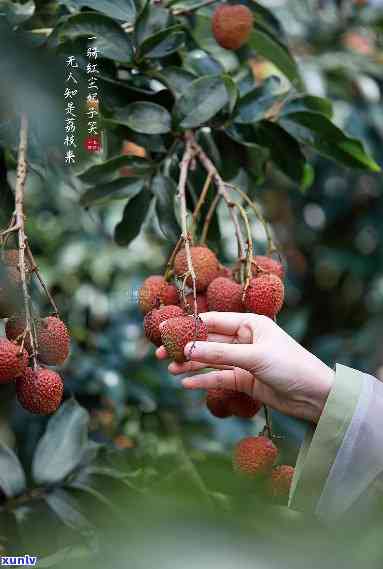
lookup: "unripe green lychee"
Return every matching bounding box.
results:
[244,273,284,319]
[174,246,220,292]
[16,367,64,415]
[144,305,184,347]
[0,338,29,384]
[212,4,253,50]
[36,317,70,366]
[233,436,278,477]
[207,277,244,312]
[160,315,208,363]
[269,465,295,498]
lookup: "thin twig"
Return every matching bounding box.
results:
[25,245,59,316]
[200,193,220,245]
[191,172,213,241]
[14,114,38,368]
[263,404,273,439]
[178,134,198,316]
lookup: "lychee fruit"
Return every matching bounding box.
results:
[159,281,179,306]
[233,436,278,477]
[36,317,70,366]
[1,249,33,283]
[182,293,209,314]
[0,339,29,384]
[253,255,284,280]
[138,275,166,314]
[174,246,220,292]
[269,465,295,498]
[212,4,253,50]
[218,265,233,279]
[227,392,261,419]
[160,315,208,363]
[16,367,64,415]
[5,316,32,352]
[207,277,244,312]
[206,388,232,418]
[244,273,284,319]
[144,305,184,347]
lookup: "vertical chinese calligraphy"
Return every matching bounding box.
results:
[85,38,102,153]
[64,56,78,165]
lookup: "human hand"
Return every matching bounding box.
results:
[156,312,334,423]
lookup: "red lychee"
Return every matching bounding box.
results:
[160,315,208,363]
[144,305,184,347]
[36,317,70,366]
[138,275,166,314]
[233,436,278,477]
[207,277,244,312]
[212,4,253,50]
[16,367,64,415]
[174,246,220,292]
[181,293,209,314]
[270,465,295,498]
[159,281,179,306]
[244,273,284,319]
[5,316,32,352]
[227,392,261,419]
[0,338,29,384]
[253,255,284,280]
[206,388,233,418]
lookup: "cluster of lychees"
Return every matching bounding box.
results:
[139,244,293,497]
[0,249,70,415]
[233,436,295,498]
[140,244,284,366]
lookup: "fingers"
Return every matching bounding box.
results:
[182,368,245,391]
[184,340,261,373]
[169,360,233,375]
[198,312,249,336]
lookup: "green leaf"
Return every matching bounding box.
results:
[280,111,381,172]
[248,26,302,88]
[80,178,145,207]
[234,79,284,124]
[45,489,95,536]
[138,25,185,59]
[108,102,172,134]
[80,156,153,184]
[0,0,35,26]
[57,0,136,22]
[151,175,180,242]
[222,75,239,115]
[174,76,229,129]
[300,162,315,193]
[184,49,224,76]
[58,13,133,63]
[280,95,333,119]
[114,186,152,246]
[32,399,90,486]
[0,443,26,498]
[135,2,172,45]
[154,67,196,99]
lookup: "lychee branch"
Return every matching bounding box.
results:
[178,136,198,315]
[14,114,38,369]
[25,245,59,317]
[200,192,220,245]
[191,172,213,239]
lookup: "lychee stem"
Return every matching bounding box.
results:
[14,113,38,369]
[25,244,59,317]
[190,172,213,242]
[263,404,273,439]
[200,192,220,244]
[178,134,198,316]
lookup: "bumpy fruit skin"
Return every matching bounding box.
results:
[138,276,166,314]
[37,317,70,366]
[218,265,233,279]
[5,316,32,352]
[182,294,208,314]
[160,315,208,363]
[244,274,284,319]
[206,388,233,418]
[144,305,184,347]
[253,256,284,280]
[207,277,244,312]
[159,282,179,306]
[233,436,278,476]
[174,246,220,292]
[270,465,295,498]
[227,392,261,419]
[0,339,29,384]
[16,368,63,415]
[212,4,253,50]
